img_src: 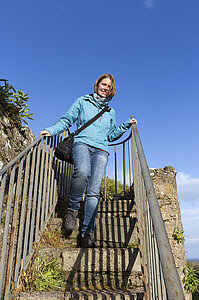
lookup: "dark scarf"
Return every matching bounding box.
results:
[93,93,109,108]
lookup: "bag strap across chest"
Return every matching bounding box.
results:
[72,106,111,136]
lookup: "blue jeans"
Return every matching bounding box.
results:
[68,142,108,237]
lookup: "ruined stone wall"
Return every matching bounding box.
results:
[0,103,35,169]
[150,166,191,300]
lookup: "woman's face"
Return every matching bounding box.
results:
[97,78,112,98]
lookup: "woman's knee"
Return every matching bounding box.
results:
[73,167,90,181]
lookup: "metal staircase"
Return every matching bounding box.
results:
[0,125,185,299]
[30,196,144,299]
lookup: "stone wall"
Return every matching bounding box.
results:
[150,166,191,300]
[0,103,35,169]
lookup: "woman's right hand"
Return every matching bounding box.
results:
[40,130,51,136]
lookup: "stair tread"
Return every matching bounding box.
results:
[49,216,136,224]
[55,199,136,218]
[16,289,144,299]
[29,198,144,294]
[42,216,138,248]
[38,246,140,252]
[38,247,141,272]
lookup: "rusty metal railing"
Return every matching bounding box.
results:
[0,133,73,299]
[131,124,185,299]
[0,122,185,299]
[108,125,185,299]
[108,132,133,200]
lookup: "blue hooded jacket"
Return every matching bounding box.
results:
[45,94,131,153]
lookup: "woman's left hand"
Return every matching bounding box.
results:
[130,117,137,125]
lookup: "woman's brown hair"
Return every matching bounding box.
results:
[94,73,116,100]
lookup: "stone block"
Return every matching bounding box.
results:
[62,248,141,273]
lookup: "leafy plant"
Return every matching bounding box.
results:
[183,264,199,293]
[100,176,129,200]
[121,241,139,248]
[172,227,185,243]
[1,217,5,227]
[20,256,66,291]
[11,242,66,295]
[0,79,33,127]
[41,228,65,248]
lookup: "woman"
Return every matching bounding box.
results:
[40,73,137,248]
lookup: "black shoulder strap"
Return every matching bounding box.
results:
[72,106,111,136]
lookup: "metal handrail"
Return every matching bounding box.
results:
[107,132,133,199]
[131,124,185,299]
[0,124,186,299]
[0,136,43,176]
[0,132,73,299]
[108,132,132,147]
[107,124,185,299]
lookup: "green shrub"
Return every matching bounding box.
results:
[121,241,139,248]
[100,176,129,199]
[0,79,33,128]
[183,264,199,294]
[172,227,185,243]
[20,256,66,291]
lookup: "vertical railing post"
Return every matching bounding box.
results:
[4,161,23,299]
[0,122,186,299]
[128,139,132,194]
[104,168,107,201]
[35,139,46,242]
[123,142,126,199]
[0,165,16,299]
[114,145,117,199]
[132,124,185,300]
[14,151,31,283]
[0,134,72,298]
[29,140,42,255]
[132,131,149,300]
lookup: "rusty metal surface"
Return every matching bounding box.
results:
[0,165,15,297]
[0,133,72,298]
[0,136,43,177]
[45,138,53,221]
[0,173,6,221]
[22,147,37,268]
[14,151,31,283]
[0,122,185,299]
[132,124,185,300]
[40,138,50,230]
[4,160,23,298]
[123,143,126,198]
[114,145,117,199]
[35,140,46,242]
[128,139,132,188]
[28,140,42,255]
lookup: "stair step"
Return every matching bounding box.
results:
[55,199,136,218]
[36,247,143,291]
[98,200,136,216]
[44,217,138,248]
[61,248,141,272]
[27,198,144,296]
[16,289,144,299]
[94,216,138,247]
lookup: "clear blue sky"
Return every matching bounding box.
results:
[1,0,199,259]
